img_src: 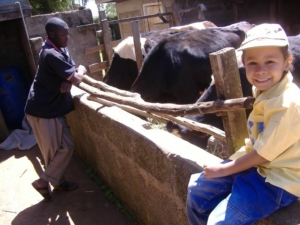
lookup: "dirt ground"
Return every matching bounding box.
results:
[0,145,135,225]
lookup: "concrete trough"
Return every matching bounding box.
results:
[67,86,300,225]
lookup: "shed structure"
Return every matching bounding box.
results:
[95,0,300,39]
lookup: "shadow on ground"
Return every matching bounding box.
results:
[0,145,135,225]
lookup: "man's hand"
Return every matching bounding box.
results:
[76,65,87,75]
[70,65,87,85]
[60,80,72,93]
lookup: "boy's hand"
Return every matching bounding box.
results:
[60,81,72,93]
[76,65,87,75]
[203,164,225,179]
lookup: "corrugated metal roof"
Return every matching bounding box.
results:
[0,0,32,14]
[0,0,32,22]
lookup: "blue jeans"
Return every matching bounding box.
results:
[186,165,298,225]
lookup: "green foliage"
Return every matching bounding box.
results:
[104,3,117,19]
[29,0,72,15]
[97,3,120,40]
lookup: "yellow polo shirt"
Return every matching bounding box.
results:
[230,72,300,197]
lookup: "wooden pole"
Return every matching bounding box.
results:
[79,76,255,116]
[29,37,43,68]
[16,2,36,78]
[99,11,113,66]
[232,2,238,22]
[270,0,276,22]
[108,12,172,25]
[209,47,248,155]
[172,3,181,26]
[131,20,143,73]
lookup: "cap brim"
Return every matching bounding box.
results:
[237,39,288,51]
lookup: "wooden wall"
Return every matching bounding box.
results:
[114,0,300,37]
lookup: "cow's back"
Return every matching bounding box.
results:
[131,27,246,104]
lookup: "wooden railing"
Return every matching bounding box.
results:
[77,11,174,79]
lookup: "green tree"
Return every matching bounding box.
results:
[104,3,117,20]
[29,0,72,15]
[97,3,116,20]
[97,3,120,40]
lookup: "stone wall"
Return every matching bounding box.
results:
[67,86,300,225]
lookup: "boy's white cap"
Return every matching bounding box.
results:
[238,23,289,51]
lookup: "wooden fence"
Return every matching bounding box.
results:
[78,47,251,156]
[77,10,174,80]
[76,11,250,156]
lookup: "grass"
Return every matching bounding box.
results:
[77,154,139,225]
[146,117,167,130]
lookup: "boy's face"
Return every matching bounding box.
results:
[49,26,69,48]
[243,46,290,92]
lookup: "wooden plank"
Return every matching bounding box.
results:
[172,3,182,26]
[131,21,143,72]
[85,44,105,55]
[118,10,144,38]
[101,19,113,66]
[84,40,123,55]
[108,12,172,25]
[270,0,276,22]
[232,3,238,22]
[18,17,36,77]
[89,61,109,73]
[99,11,113,65]
[111,39,123,48]
[209,47,248,155]
[0,109,9,143]
[75,22,101,31]
[29,37,43,67]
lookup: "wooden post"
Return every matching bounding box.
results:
[99,11,113,66]
[29,37,43,68]
[232,2,238,22]
[0,110,9,143]
[172,3,181,26]
[270,0,276,22]
[18,19,36,78]
[209,47,248,155]
[131,20,143,72]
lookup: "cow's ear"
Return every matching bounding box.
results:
[233,28,246,42]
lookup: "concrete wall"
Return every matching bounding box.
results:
[67,86,300,225]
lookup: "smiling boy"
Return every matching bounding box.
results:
[186,24,300,225]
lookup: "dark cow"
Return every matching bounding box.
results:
[166,34,300,149]
[103,21,216,91]
[130,24,253,104]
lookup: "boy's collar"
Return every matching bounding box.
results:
[45,37,63,53]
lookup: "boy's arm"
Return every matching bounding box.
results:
[68,65,87,85]
[203,150,269,178]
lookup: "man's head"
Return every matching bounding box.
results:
[45,17,69,48]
